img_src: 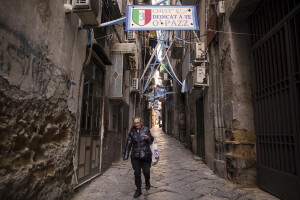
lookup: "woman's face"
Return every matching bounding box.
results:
[133,118,141,129]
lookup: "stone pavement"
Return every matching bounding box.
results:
[73,127,278,200]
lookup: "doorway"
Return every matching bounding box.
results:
[77,59,104,184]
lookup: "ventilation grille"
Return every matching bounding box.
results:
[131,78,138,90]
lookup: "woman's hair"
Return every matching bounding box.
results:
[131,116,143,130]
[133,116,142,122]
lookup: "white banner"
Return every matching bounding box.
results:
[126,5,199,31]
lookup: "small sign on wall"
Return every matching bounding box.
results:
[126,5,199,31]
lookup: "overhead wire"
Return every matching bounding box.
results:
[207,29,262,36]
[88,0,252,98]
[93,29,261,44]
[93,0,261,92]
[193,30,201,43]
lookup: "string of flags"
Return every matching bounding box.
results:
[96,0,207,97]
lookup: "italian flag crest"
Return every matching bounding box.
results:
[132,9,151,26]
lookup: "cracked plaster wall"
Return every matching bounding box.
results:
[0,0,87,199]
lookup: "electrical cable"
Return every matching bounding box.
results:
[93,29,261,45]
[193,30,201,43]
[207,29,261,36]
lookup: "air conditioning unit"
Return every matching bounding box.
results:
[191,42,208,66]
[73,0,91,9]
[193,42,205,60]
[131,78,139,91]
[127,31,136,42]
[193,65,209,87]
[72,0,101,28]
[217,1,225,16]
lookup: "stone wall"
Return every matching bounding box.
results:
[223,21,256,186]
[0,77,75,199]
[0,0,87,199]
[214,0,256,186]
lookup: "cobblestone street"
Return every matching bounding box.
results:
[73,127,278,200]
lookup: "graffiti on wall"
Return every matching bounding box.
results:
[0,22,73,98]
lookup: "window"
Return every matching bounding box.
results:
[80,60,104,135]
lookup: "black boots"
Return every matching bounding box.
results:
[133,182,150,198]
[146,181,151,191]
[146,184,150,191]
[134,189,142,198]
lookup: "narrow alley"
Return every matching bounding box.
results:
[73,127,277,200]
[1,0,300,200]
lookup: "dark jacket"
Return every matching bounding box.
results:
[124,126,154,161]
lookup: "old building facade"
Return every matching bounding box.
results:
[1,0,299,199]
[162,0,300,199]
[0,0,143,199]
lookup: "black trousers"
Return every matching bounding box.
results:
[131,158,151,190]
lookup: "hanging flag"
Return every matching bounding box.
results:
[181,79,187,93]
[133,9,151,26]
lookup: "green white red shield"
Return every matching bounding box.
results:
[132,9,151,26]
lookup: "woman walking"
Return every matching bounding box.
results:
[124,116,154,198]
